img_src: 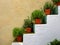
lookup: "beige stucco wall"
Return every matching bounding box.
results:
[0,0,51,45]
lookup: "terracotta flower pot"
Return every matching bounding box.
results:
[45,9,51,15]
[26,27,32,33]
[35,19,42,24]
[56,2,60,6]
[17,36,23,42]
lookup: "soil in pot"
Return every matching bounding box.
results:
[16,36,23,42]
[44,9,51,15]
[35,18,42,24]
[26,27,32,33]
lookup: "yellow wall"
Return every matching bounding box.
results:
[0,0,51,45]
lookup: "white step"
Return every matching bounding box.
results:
[58,6,60,15]
[12,42,23,45]
[23,34,36,45]
[35,24,49,34]
[47,15,59,24]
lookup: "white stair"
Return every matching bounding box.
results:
[58,6,60,15]
[12,6,60,45]
[23,34,36,45]
[12,42,23,45]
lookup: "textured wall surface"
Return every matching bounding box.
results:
[0,0,51,45]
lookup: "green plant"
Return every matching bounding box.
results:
[23,17,33,28]
[42,15,47,24]
[51,6,58,14]
[31,10,45,21]
[44,2,54,10]
[52,0,60,4]
[13,27,25,38]
[48,39,60,45]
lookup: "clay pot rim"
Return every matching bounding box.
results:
[45,8,51,10]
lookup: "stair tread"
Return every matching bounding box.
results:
[12,42,23,45]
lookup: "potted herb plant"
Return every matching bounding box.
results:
[44,2,54,15]
[42,15,47,24]
[48,39,60,45]
[51,5,58,14]
[23,17,33,33]
[13,27,25,42]
[31,10,46,24]
[52,0,60,6]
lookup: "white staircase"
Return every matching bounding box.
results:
[12,6,60,45]
[23,6,60,45]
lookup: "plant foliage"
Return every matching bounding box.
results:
[13,27,25,37]
[23,17,33,28]
[31,10,45,20]
[44,2,54,10]
[48,39,60,45]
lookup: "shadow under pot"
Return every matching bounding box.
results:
[35,18,42,24]
[25,27,32,33]
[16,36,23,42]
[44,9,51,15]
